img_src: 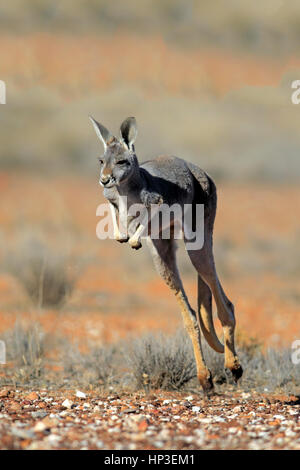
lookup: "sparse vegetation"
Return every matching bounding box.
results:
[1,325,299,395]
[63,343,118,388]
[5,237,78,308]
[2,322,47,384]
[127,330,196,390]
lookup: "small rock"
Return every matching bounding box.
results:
[183,401,192,408]
[194,429,206,439]
[11,427,35,439]
[123,408,138,414]
[285,429,297,437]
[214,416,226,423]
[46,434,61,445]
[31,411,48,419]
[199,417,213,424]
[0,390,10,398]
[34,421,47,433]
[34,417,59,432]
[8,401,22,413]
[192,406,201,413]
[25,391,39,401]
[184,396,194,401]
[37,402,47,409]
[228,427,238,434]
[196,437,205,446]
[62,399,73,409]
[138,419,149,432]
[232,406,242,413]
[153,440,164,448]
[76,391,86,399]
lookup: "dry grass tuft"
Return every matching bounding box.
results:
[127,330,196,390]
[5,237,78,308]
[63,343,118,388]
[2,322,46,383]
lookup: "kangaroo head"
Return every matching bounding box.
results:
[89,116,138,188]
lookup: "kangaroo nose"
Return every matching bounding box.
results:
[100,176,111,185]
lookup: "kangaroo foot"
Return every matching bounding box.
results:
[231,364,243,383]
[198,370,214,397]
[225,359,243,384]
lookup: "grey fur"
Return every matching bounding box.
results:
[90,116,243,394]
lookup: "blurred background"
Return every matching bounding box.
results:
[0,1,299,383]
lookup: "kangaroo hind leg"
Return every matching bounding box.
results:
[147,237,214,394]
[186,242,243,383]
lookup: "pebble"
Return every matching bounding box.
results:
[34,421,47,432]
[285,429,297,437]
[153,440,164,448]
[62,399,73,409]
[192,406,201,413]
[181,436,194,444]
[31,411,48,419]
[25,392,39,401]
[228,427,238,434]
[232,406,242,413]
[11,427,35,439]
[46,434,61,445]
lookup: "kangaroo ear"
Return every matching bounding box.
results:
[120,117,137,150]
[89,116,112,149]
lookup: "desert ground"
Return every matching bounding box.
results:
[0,388,300,451]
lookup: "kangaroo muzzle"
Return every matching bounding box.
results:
[100,175,111,185]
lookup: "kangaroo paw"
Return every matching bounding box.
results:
[130,241,142,250]
[116,235,129,243]
[129,238,142,250]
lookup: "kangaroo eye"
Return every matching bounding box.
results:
[116,159,128,165]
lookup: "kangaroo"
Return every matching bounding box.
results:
[89,116,243,394]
